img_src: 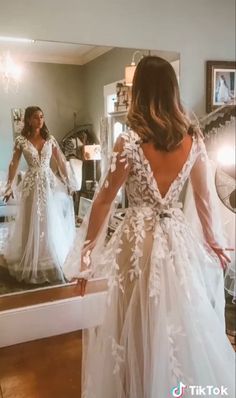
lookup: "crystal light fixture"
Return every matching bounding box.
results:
[0,51,23,93]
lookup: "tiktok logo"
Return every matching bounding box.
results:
[171,382,187,397]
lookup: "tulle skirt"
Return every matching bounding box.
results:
[4,175,75,284]
[82,209,235,398]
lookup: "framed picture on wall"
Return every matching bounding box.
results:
[11,108,25,136]
[206,61,236,112]
[78,197,92,221]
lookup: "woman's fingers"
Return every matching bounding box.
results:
[218,254,227,270]
[220,258,227,270]
[3,192,14,202]
[221,252,231,263]
[211,247,232,270]
[75,278,88,296]
[3,195,10,203]
[81,279,87,296]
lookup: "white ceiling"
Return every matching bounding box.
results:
[0,38,180,67]
[0,39,112,65]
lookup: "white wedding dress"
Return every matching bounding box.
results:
[67,130,235,398]
[217,78,232,103]
[4,135,75,284]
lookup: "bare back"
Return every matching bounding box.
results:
[141,134,193,198]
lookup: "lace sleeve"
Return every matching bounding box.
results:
[190,139,226,248]
[5,136,23,194]
[63,134,132,280]
[84,134,131,248]
[50,135,71,187]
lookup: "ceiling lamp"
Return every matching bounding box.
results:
[125,50,143,86]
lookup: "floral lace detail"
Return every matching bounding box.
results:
[81,132,234,397]
[111,337,125,375]
[128,210,146,281]
[104,147,129,188]
[15,135,25,150]
[167,322,186,384]
[15,135,57,219]
[100,227,125,304]
[100,131,205,299]
[149,220,169,304]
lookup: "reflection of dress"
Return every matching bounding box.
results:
[81,131,235,398]
[4,135,75,283]
[217,78,232,103]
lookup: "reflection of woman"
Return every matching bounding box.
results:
[68,57,235,397]
[3,106,75,283]
[216,74,233,103]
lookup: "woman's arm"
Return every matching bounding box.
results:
[190,139,232,269]
[52,145,69,183]
[84,136,130,248]
[3,145,22,202]
[51,136,72,192]
[77,136,131,294]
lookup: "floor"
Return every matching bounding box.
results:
[0,331,82,398]
[0,329,235,398]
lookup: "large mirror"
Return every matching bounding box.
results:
[0,40,180,299]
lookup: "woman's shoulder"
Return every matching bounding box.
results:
[48,134,58,147]
[14,134,25,149]
[119,129,141,147]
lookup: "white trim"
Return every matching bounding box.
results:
[0,291,107,347]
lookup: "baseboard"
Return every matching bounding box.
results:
[0,291,107,347]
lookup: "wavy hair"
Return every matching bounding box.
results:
[21,106,50,140]
[127,56,192,151]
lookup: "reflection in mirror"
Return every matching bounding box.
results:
[184,104,236,335]
[201,107,236,333]
[0,40,180,296]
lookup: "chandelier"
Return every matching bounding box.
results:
[0,51,23,93]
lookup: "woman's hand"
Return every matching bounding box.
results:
[3,187,14,203]
[76,277,88,296]
[210,246,234,270]
[75,244,93,296]
[67,186,74,196]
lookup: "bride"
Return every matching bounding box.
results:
[3,106,75,284]
[67,56,235,397]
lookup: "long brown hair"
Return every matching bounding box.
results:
[21,106,50,140]
[127,56,191,151]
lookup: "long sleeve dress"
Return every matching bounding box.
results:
[4,134,75,284]
[65,130,235,398]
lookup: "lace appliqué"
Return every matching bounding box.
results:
[104,148,129,189]
[102,232,125,304]
[111,337,125,375]
[16,136,56,219]
[167,322,186,384]
[128,211,146,281]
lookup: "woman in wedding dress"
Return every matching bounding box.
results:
[216,74,233,104]
[69,57,235,397]
[3,106,75,284]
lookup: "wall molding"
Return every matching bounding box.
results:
[0,291,107,347]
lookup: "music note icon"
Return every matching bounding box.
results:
[171,381,187,397]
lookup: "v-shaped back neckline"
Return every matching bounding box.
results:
[139,136,196,202]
